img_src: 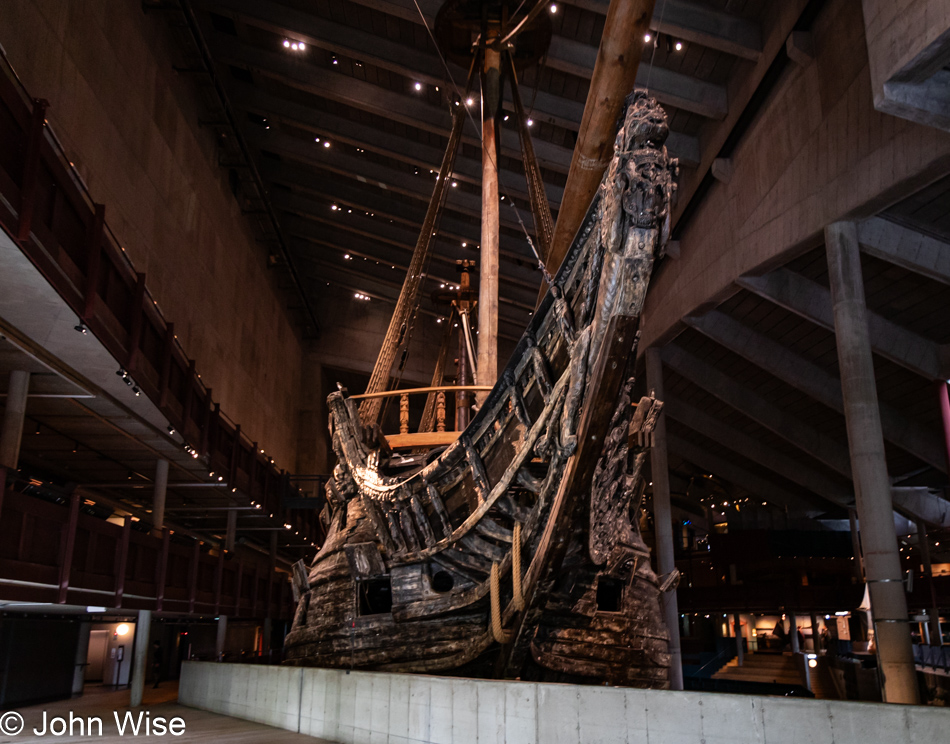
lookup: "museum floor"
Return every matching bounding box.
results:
[5,683,335,744]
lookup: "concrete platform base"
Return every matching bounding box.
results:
[180,661,948,744]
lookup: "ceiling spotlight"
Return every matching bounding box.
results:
[675,40,683,51]
[451,181,457,187]
[332,56,338,65]
[291,43,299,50]
[297,42,305,50]
[466,97,474,106]
[74,321,88,334]
[133,386,141,396]
[323,141,330,148]
[167,425,175,435]
[283,40,290,48]
[331,204,338,211]
[526,118,534,127]
[644,33,652,43]
[414,82,422,91]
[315,137,321,143]
[549,3,557,12]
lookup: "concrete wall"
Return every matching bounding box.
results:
[179,661,949,744]
[861,0,950,112]
[0,0,303,465]
[640,0,950,352]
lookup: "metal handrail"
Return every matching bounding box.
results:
[691,645,736,677]
[914,643,950,671]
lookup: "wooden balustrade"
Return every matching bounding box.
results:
[349,386,493,449]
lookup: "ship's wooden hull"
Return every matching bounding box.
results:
[285,90,679,688]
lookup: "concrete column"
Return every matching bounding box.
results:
[734,613,744,667]
[73,621,91,695]
[226,508,237,553]
[477,39,501,395]
[262,617,272,655]
[646,348,684,690]
[810,612,820,652]
[789,612,800,653]
[129,610,151,707]
[938,381,950,473]
[916,519,943,646]
[825,221,919,704]
[216,615,228,660]
[153,459,168,533]
[0,370,29,469]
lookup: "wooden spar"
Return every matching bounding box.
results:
[358,85,470,427]
[542,0,657,300]
[477,34,502,398]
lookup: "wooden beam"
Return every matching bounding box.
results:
[546,0,656,282]
[737,267,949,380]
[666,432,823,515]
[857,217,950,286]
[664,396,850,506]
[661,341,854,478]
[684,310,946,472]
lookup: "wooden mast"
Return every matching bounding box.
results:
[541,0,657,295]
[477,25,502,397]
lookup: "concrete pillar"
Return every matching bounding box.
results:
[938,381,950,474]
[825,221,919,704]
[226,508,237,553]
[153,459,168,533]
[789,612,800,653]
[216,615,228,660]
[810,612,820,652]
[477,39,501,395]
[129,610,151,707]
[0,370,29,469]
[916,519,943,646]
[734,613,744,667]
[646,348,684,690]
[263,616,272,655]
[73,622,91,695]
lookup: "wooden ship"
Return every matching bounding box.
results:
[284,0,679,687]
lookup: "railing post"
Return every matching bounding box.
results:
[82,204,105,321]
[400,393,410,435]
[188,541,200,613]
[16,98,49,241]
[436,391,446,432]
[114,516,132,608]
[57,490,81,604]
[158,323,174,410]
[156,528,169,612]
[126,273,146,373]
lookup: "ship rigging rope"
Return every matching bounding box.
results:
[490,561,512,643]
[411,0,547,271]
[358,62,476,427]
[512,522,524,610]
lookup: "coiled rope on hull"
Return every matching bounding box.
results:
[490,522,524,643]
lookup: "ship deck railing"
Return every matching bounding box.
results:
[349,385,494,449]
